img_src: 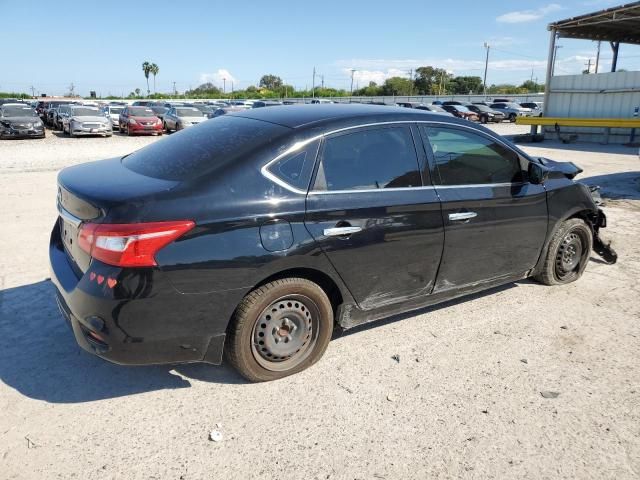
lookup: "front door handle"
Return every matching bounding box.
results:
[448,212,477,222]
[323,226,362,237]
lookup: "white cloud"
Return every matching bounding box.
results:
[496,4,562,23]
[199,69,236,87]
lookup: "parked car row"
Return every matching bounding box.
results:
[398,100,544,123]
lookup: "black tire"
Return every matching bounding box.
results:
[481,115,488,124]
[509,113,516,122]
[69,123,75,138]
[225,278,334,382]
[534,218,593,286]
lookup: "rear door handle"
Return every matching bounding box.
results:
[448,212,477,222]
[323,226,362,237]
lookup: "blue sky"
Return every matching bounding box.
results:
[1,0,639,96]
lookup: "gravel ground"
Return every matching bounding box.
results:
[1,123,639,479]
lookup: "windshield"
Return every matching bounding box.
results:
[429,105,446,112]
[472,105,491,112]
[129,107,155,117]
[454,106,470,112]
[1,106,38,117]
[123,116,288,181]
[71,107,101,117]
[176,108,204,117]
[151,107,168,114]
[109,107,124,114]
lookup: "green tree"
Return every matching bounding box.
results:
[381,77,413,96]
[142,61,152,96]
[414,66,449,95]
[150,63,159,93]
[259,74,283,90]
[448,76,483,94]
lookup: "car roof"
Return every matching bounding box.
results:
[228,103,459,129]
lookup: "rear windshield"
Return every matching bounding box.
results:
[122,116,289,181]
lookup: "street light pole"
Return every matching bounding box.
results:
[482,42,490,98]
[312,67,316,99]
[223,77,226,93]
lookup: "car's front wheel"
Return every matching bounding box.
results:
[225,278,334,382]
[509,113,517,122]
[534,218,593,286]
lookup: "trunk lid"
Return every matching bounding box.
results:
[56,157,179,272]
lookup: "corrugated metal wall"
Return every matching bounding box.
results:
[546,71,640,142]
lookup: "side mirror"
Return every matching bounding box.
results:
[528,162,550,184]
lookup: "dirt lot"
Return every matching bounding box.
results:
[1,124,639,479]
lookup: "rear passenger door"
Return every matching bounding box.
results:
[304,124,444,310]
[419,124,547,292]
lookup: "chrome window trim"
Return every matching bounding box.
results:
[260,120,527,194]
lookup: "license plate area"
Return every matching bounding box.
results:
[60,217,78,259]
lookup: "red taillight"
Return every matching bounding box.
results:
[78,220,195,267]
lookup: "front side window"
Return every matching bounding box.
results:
[313,126,421,192]
[421,126,523,185]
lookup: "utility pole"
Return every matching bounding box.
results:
[173,81,177,97]
[223,77,226,93]
[530,67,534,83]
[320,75,324,89]
[482,42,490,98]
[595,40,601,73]
[408,69,413,96]
[312,67,316,98]
[30,85,35,98]
[584,58,593,74]
[68,82,75,97]
[350,69,356,96]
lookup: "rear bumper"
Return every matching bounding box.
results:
[48,223,229,365]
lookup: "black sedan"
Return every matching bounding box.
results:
[50,105,616,381]
[465,104,506,123]
[0,104,45,139]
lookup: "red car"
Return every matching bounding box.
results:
[118,106,163,136]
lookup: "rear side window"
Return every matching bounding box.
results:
[266,140,319,191]
[421,126,523,185]
[123,116,289,181]
[313,126,421,191]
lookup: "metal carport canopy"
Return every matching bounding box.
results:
[548,1,640,44]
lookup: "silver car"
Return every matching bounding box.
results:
[163,106,207,132]
[63,105,113,137]
[101,105,125,131]
[489,102,533,122]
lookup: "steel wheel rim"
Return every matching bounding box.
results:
[555,229,587,280]
[251,294,320,372]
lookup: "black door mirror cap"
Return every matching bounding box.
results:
[528,162,550,184]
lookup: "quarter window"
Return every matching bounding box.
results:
[421,126,523,185]
[266,140,319,191]
[313,126,421,191]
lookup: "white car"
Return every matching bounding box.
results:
[101,105,125,131]
[162,107,207,132]
[63,105,112,137]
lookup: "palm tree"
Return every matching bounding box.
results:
[150,63,159,94]
[142,61,152,96]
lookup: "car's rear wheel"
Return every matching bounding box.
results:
[481,115,488,124]
[509,113,516,122]
[534,218,592,285]
[225,278,334,382]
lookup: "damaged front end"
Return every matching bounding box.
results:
[587,186,618,265]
